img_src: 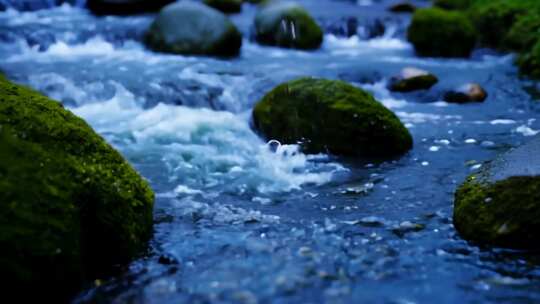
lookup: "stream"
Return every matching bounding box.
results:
[1,0,540,303]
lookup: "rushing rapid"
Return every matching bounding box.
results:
[1,1,540,303]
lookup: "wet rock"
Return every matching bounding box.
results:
[454,135,540,249]
[443,83,487,103]
[388,2,416,13]
[87,0,175,15]
[204,0,242,13]
[145,1,242,57]
[391,221,426,237]
[158,253,180,265]
[389,67,438,92]
[253,1,323,50]
[0,77,154,300]
[252,77,413,157]
[407,8,477,58]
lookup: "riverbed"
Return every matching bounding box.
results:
[1,1,540,303]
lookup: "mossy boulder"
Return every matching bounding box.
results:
[0,77,154,299]
[145,1,242,57]
[454,136,540,249]
[407,8,476,57]
[467,0,531,49]
[254,2,323,50]
[252,78,413,157]
[204,0,243,13]
[517,40,540,79]
[389,67,438,92]
[502,13,540,52]
[87,0,175,15]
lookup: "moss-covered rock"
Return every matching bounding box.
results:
[145,1,242,57]
[389,67,438,92]
[204,0,243,13]
[517,40,540,79]
[254,2,323,50]
[0,77,154,300]
[467,0,530,49]
[252,78,413,157]
[407,8,477,57]
[502,13,540,52]
[454,136,540,249]
[87,0,175,15]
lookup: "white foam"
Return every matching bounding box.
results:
[514,125,540,136]
[323,34,412,57]
[70,84,344,195]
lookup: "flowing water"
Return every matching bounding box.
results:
[1,1,540,303]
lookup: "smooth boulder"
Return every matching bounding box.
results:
[252,78,413,157]
[87,0,175,15]
[407,8,477,58]
[254,2,323,50]
[145,1,242,57]
[389,67,438,92]
[443,83,487,103]
[0,76,154,300]
[454,136,540,249]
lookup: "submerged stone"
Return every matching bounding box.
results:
[443,83,487,103]
[389,67,438,92]
[407,8,477,58]
[0,76,154,299]
[252,77,413,157]
[87,0,175,15]
[254,2,323,50]
[145,1,242,57]
[454,136,540,249]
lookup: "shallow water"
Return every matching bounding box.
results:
[1,1,540,303]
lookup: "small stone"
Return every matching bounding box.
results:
[444,83,488,103]
[389,67,438,92]
[158,253,179,265]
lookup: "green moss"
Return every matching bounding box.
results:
[502,13,540,52]
[407,8,477,57]
[434,0,472,10]
[390,74,438,92]
[254,3,323,50]
[517,40,540,79]
[204,0,242,13]
[467,0,531,49]
[454,175,540,249]
[0,77,154,299]
[252,78,413,157]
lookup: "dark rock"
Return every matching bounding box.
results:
[443,83,487,103]
[388,2,416,13]
[87,0,175,15]
[145,1,242,57]
[204,0,242,13]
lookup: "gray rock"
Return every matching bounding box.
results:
[145,1,242,57]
